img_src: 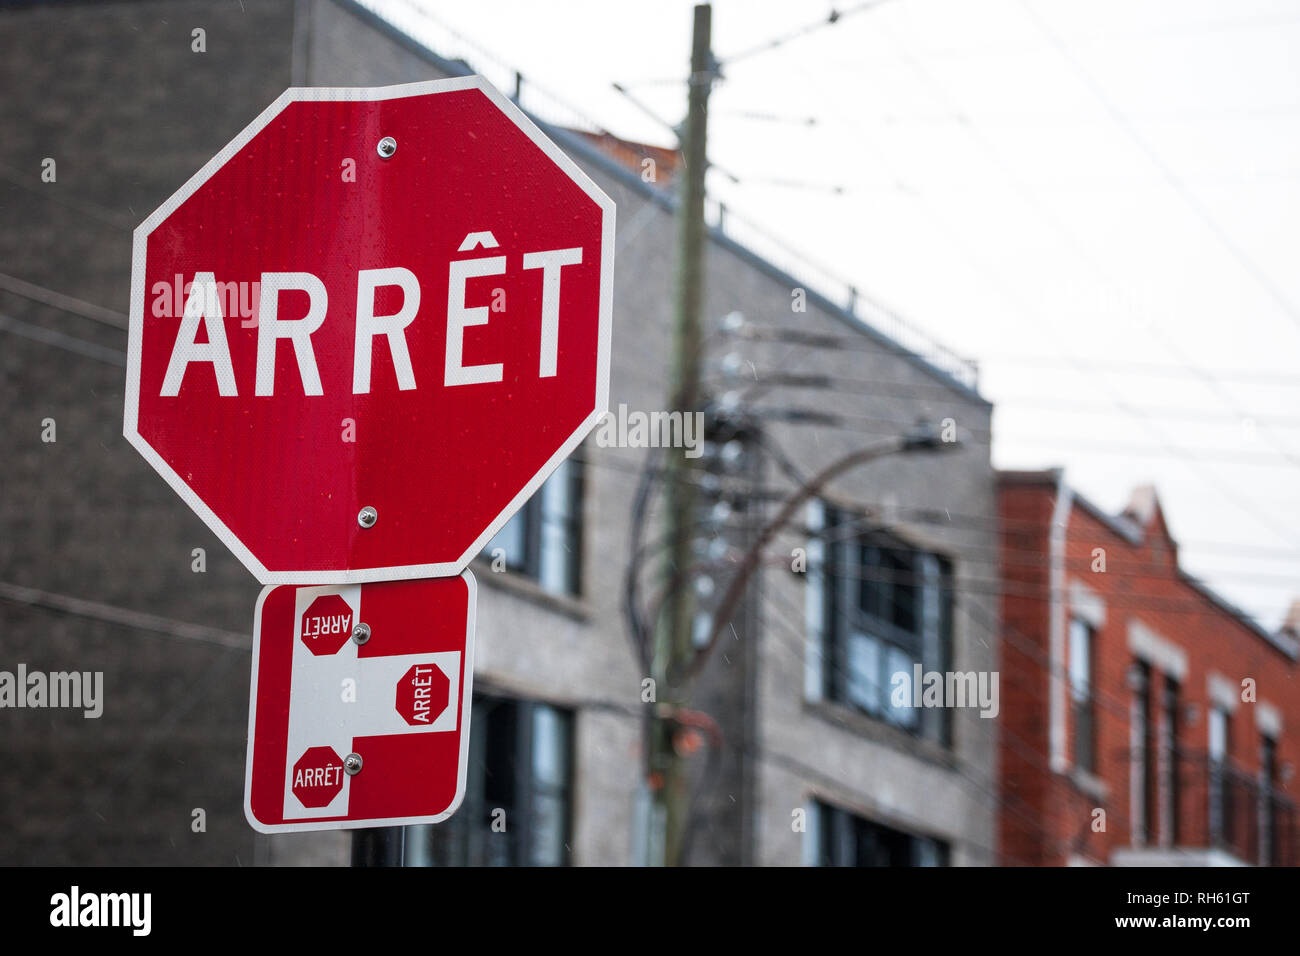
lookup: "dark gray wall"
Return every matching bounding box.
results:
[0,0,300,865]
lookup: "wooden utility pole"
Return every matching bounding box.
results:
[650,2,713,867]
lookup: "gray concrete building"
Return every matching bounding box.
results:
[0,0,999,865]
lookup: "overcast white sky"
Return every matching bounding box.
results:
[371,0,1300,629]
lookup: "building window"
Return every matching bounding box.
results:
[811,505,953,744]
[420,694,574,866]
[1259,734,1278,865]
[1208,705,1232,848]
[1130,661,1156,845]
[1068,618,1095,773]
[484,457,583,596]
[1162,677,1180,845]
[810,800,948,866]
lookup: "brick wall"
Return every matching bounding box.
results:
[996,473,1057,865]
[998,472,1300,866]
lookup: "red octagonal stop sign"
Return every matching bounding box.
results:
[300,594,353,657]
[395,663,450,727]
[292,746,346,809]
[124,77,614,584]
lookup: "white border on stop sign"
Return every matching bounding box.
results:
[242,570,478,833]
[123,76,615,585]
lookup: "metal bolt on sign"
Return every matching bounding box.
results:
[351,622,371,646]
[357,506,378,528]
[344,753,364,776]
[376,136,396,159]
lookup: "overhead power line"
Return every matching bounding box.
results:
[718,1,895,66]
[9,270,1296,476]
[0,313,126,367]
[0,271,128,329]
[849,21,1300,547]
[1019,0,1300,342]
[0,580,248,650]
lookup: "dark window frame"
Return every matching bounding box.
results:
[819,506,954,745]
[423,693,575,866]
[813,799,949,867]
[1132,660,1158,845]
[1208,703,1233,848]
[485,455,585,597]
[1162,675,1180,845]
[1068,617,1097,773]
[1260,732,1278,865]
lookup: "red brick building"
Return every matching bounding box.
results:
[998,470,1300,865]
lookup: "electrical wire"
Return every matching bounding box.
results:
[1019,0,1300,342]
[718,1,895,67]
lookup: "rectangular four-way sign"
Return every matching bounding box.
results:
[244,573,476,833]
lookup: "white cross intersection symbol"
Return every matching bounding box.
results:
[284,585,460,819]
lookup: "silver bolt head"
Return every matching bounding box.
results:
[358,506,378,528]
[377,136,397,159]
[344,753,363,775]
[352,622,371,645]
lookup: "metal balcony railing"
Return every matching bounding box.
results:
[1121,746,1298,866]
